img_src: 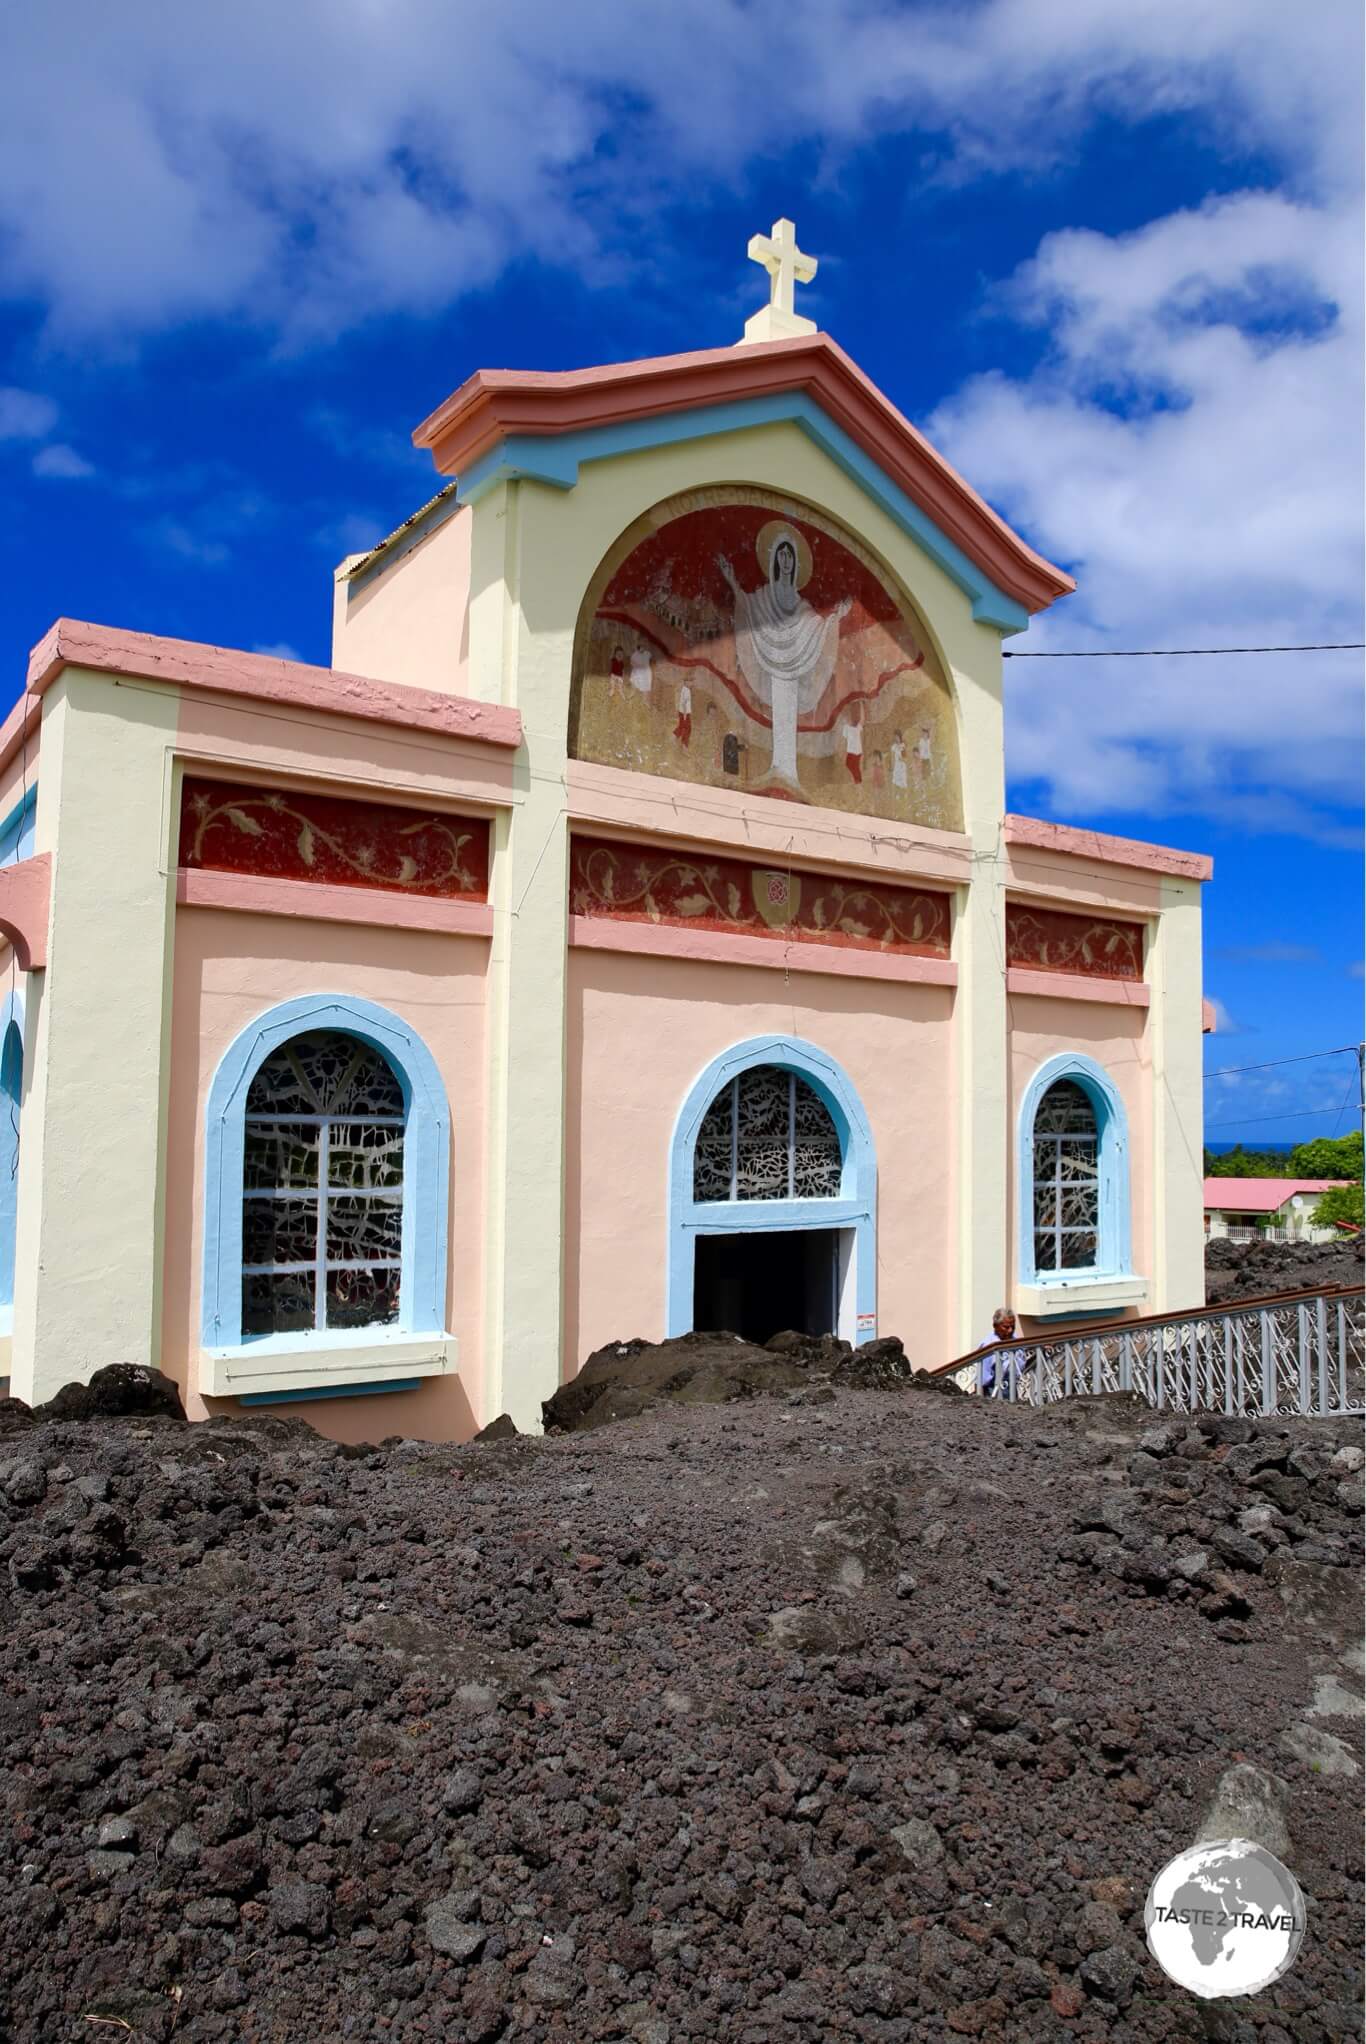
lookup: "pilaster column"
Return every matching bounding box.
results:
[10,671,178,1405]
[1148,874,1206,1311]
[470,483,571,1430]
[951,645,1010,1354]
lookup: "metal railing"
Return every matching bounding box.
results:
[933,1282,1364,1418]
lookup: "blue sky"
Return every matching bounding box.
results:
[1,1,1361,1145]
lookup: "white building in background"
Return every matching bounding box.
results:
[1203,1179,1344,1245]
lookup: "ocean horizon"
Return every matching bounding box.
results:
[1205,1138,1297,1155]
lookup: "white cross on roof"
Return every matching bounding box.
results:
[740,217,820,346]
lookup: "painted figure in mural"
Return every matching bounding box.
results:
[717,525,850,788]
[870,750,885,791]
[608,647,626,698]
[890,730,909,792]
[916,723,933,777]
[630,646,653,694]
[674,680,693,748]
[842,704,864,784]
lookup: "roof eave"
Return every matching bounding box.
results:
[411,334,1074,617]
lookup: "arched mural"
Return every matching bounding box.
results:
[569,487,963,829]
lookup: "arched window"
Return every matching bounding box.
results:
[242,1031,406,1337]
[693,1066,843,1203]
[1031,1078,1099,1274]
[668,1035,877,1344]
[203,995,452,1381]
[1018,1052,1132,1288]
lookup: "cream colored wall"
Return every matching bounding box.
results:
[0,738,37,831]
[331,505,472,694]
[566,946,957,1374]
[464,419,1013,1418]
[1007,994,1153,1317]
[164,906,488,1442]
[11,670,179,1405]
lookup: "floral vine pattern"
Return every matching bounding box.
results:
[180,778,490,898]
[569,837,951,958]
[1006,904,1144,981]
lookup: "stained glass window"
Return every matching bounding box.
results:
[1031,1078,1099,1273]
[693,1066,842,1202]
[242,1031,405,1336]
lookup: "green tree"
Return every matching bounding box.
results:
[1291,1131,1364,1180]
[1312,1182,1364,1229]
[1204,1144,1290,1177]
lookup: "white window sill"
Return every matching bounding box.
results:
[199,1329,457,1400]
[1015,1274,1149,1319]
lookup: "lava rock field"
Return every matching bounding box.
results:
[0,1381,1361,2042]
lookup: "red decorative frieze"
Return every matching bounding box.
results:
[570,836,950,957]
[180,778,489,898]
[1006,902,1144,980]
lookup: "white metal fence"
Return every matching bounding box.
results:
[943,1284,1365,1419]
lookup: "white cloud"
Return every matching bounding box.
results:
[0,387,58,441]
[153,520,231,567]
[1205,997,1254,1038]
[1213,943,1321,965]
[0,1,1358,337]
[32,442,95,479]
[931,189,1364,836]
[0,1,1359,840]
[315,513,385,560]
[251,640,301,661]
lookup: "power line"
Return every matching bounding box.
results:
[1205,1104,1357,1130]
[1204,1045,1360,1081]
[1004,642,1364,659]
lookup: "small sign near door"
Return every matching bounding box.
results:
[857,1311,876,1335]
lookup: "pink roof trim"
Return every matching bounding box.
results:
[411,333,1075,617]
[26,619,522,751]
[1203,1179,1339,1212]
[1006,813,1212,882]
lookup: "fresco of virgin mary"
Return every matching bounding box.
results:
[570,488,963,831]
[717,523,850,790]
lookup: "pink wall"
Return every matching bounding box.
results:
[1003,840,1165,917]
[1007,993,1152,1316]
[332,505,472,696]
[163,906,488,1443]
[565,947,957,1375]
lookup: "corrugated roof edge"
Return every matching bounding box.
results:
[340,481,460,584]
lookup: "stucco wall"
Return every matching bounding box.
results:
[565,945,957,1377]
[1007,994,1152,1314]
[163,906,488,1443]
[332,506,471,694]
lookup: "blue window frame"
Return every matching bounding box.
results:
[667,1035,877,1343]
[1017,1052,1132,1284]
[203,995,450,1352]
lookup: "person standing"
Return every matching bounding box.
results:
[978,1307,1028,1398]
[842,705,864,784]
[674,681,693,748]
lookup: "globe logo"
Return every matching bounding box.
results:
[1145,1839,1306,1999]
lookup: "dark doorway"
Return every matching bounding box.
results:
[693,1228,842,1344]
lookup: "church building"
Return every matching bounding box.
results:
[0,224,1211,1438]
